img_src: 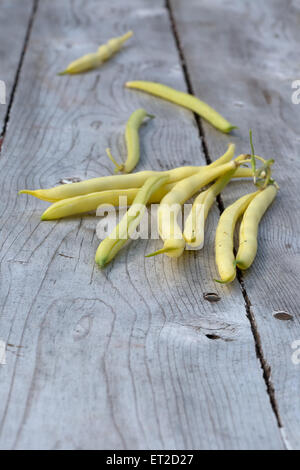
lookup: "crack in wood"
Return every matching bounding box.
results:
[165,0,283,436]
[237,271,283,428]
[0,0,39,147]
[165,0,210,163]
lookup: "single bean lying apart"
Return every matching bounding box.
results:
[95,175,169,267]
[183,168,237,248]
[147,158,248,259]
[236,184,277,270]
[215,190,260,284]
[125,80,236,133]
[58,31,133,75]
[106,109,154,174]
[19,143,238,202]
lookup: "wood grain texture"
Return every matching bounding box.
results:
[170,0,300,449]
[0,0,34,130]
[0,0,284,449]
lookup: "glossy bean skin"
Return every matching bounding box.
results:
[19,144,249,202]
[41,183,175,220]
[124,109,154,173]
[215,191,259,283]
[126,81,236,133]
[59,31,133,75]
[183,168,237,248]
[40,168,252,220]
[59,52,103,75]
[236,185,277,270]
[20,167,201,202]
[154,160,240,259]
[95,175,168,267]
[209,143,234,167]
[107,109,154,174]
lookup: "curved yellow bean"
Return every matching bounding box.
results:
[125,80,236,133]
[184,168,237,248]
[148,159,242,259]
[215,191,259,284]
[40,168,252,220]
[18,144,235,202]
[106,108,154,174]
[41,183,175,220]
[209,143,235,167]
[19,143,251,203]
[236,185,277,270]
[59,31,133,75]
[95,175,168,267]
[19,167,199,203]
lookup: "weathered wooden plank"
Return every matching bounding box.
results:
[170,0,300,449]
[0,0,34,131]
[0,0,283,449]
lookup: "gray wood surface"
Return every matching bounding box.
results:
[0,0,292,449]
[0,0,34,132]
[170,0,300,450]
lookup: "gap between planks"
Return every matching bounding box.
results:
[0,0,39,149]
[165,0,284,437]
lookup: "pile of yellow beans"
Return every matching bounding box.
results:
[19,31,278,284]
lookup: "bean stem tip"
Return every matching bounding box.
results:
[145,247,174,258]
[105,148,124,173]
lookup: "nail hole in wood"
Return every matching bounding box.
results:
[273,311,293,321]
[203,292,221,302]
[206,334,220,340]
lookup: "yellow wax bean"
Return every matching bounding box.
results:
[147,159,243,259]
[106,109,154,174]
[19,145,250,203]
[209,143,235,167]
[215,191,260,284]
[184,168,237,248]
[19,167,200,203]
[41,183,175,220]
[234,167,253,178]
[125,80,236,133]
[59,31,133,75]
[40,167,251,220]
[95,175,168,267]
[236,185,277,270]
